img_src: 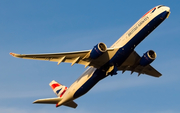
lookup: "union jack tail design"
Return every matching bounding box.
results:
[49,80,68,97]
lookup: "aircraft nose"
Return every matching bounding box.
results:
[159,6,170,19]
[164,6,170,18]
[164,6,170,13]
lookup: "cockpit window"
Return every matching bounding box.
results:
[157,5,164,9]
[151,8,156,13]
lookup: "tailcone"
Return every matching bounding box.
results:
[56,100,64,108]
[56,103,61,108]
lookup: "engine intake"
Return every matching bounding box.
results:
[90,42,107,59]
[139,50,157,66]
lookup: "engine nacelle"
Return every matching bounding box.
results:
[139,50,157,66]
[90,42,107,59]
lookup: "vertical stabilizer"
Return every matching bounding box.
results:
[49,80,68,97]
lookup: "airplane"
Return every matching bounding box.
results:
[10,5,170,108]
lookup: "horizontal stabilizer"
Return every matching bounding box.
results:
[33,97,62,104]
[33,97,78,108]
[64,101,78,108]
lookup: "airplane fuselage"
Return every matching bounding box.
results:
[57,5,170,107]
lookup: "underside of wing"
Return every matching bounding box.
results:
[10,50,92,67]
[10,48,115,69]
[118,51,162,77]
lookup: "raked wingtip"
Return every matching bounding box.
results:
[9,52,16,57]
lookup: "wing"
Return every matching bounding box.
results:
[118,51,162,77]
[10,48,115,69]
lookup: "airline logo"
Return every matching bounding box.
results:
[49,80,68,97]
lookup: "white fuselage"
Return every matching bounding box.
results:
[57,5,170,107]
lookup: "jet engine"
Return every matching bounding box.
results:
[139,50,157,66]
[90,42,107,59]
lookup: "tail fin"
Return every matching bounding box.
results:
[49,80,68,97]
[33,80,78,108]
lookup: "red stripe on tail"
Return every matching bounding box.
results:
[60,87,67,97]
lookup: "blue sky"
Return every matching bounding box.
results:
[1,0,180,113]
